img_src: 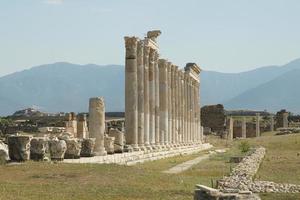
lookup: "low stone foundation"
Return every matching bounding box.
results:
[194,185,260,200]
[63,143,212,165]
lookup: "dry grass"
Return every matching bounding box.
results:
[0,132,299,199]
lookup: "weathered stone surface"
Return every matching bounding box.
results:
[104,136,115,154]
[80,138,95,157]
[108,128,124,153]
[30,137,48,161]
[194,185,260,200]
[64,138,82,159]
[8,135,32,161]
[0,141,9,164]
[48,139,67,161]
[89,97,107,156]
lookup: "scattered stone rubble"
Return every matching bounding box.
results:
[218,147,300,194]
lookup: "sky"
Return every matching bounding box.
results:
[0,0,300,76]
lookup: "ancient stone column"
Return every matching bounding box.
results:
[242,117,247,138]
[184,73,190,144]
[149,48,156,147]
[191,79,195,143]
[171,65,176,146]
[77,114,88,139]
[159,59,168,148]
[270,115,274,132]
[174,66,179,146]
[228,116,234,141]
[183,73,187,144]
[154,52,160,148]
[137,40,145,150]
[89,97,107,156]
[124,36,139,151]
[167,62,172,147]
[179,72,183,144]
[283,112,289,128]
[143,45,151,149]
[256,113,260,137]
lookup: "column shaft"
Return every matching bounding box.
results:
[154,52,160,147]
[137,41,144,149]
[159,59,168,147]
[89,97,107,156]
[149,49,156,146]
[143,46,151,148]
[124,37,139,150]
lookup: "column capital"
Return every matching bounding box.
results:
[158,59,167,68]
[167,62,172,72]
[124,36,139,49]
[144,45,151,55]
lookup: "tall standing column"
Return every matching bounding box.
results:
[171,65,176,146]
[182,72,187,144]
[270,115,274,132]
[143,45,151,149]
[167,62,172,147]
[149,49,156,147]
[184,74,190,144]
[179,71,184,145]
[242,117,247,138]
[125,37,139,150]
[159,59,168,148]
[228,116,234,141]
[154,52,160,148]
[283,112,289,128]
[89,97,107,156]
[191,80,195,143]
[137,40,145,150]
[174,66,179,146]
[256,113,260,137]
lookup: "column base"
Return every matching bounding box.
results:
[94,150,107,156]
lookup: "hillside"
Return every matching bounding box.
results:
[224,68,300,113]
[0,62,125,115]
[0,58,300,116]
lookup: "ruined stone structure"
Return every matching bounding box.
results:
[65,112,77,137]
[275,110,289,129]
[89,97,107,156]
[77,114,88,139]
[124,30,203,150]
[201,104,226,135]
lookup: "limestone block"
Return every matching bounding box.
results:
[64,138,82,159]
[30,137,48,161]
[48,139,67,161]
[0,141,9,164]
[104,136,115,154]
[108,128,124,153]
[80,138,96,157]
[8,135,32,162]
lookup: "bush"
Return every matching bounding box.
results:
[239,141,250,153]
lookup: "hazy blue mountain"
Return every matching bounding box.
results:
[0,62,125,116]
[201,58,300,105]
[224,68,300,113]
[0,58,300,116]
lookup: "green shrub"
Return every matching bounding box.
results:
[239,141,250,153]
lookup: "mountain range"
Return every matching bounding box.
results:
[0,58,300,116]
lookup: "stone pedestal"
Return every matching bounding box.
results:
[30,137,47,161]
[49,139,67,161]
[89,97,107,156]
[80,138,96,157]
[8,135,31,162]
[64,138,82,159]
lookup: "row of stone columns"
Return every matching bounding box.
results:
[124,30,203,151]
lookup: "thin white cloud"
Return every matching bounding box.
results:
[45,0,64,5]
